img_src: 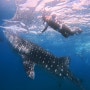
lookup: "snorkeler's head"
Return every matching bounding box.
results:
[51,13,56,19]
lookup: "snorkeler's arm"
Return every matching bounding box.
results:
[41,23,48,33]
[43,20,45,24]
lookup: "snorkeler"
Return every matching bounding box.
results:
[41,14,82,38]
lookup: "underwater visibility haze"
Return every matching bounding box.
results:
[0,0,90,90]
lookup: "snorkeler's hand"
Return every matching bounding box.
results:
[75,28,83,34]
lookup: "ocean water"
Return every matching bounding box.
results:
[0,0,90,90]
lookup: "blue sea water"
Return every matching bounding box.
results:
[0,0,90,90]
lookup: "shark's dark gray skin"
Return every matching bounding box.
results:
[5,31,85,90]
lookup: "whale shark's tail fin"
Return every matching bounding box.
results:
[59,57,85,90]
[67,70,85,90]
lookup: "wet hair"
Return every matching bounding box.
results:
[52,14,56,18]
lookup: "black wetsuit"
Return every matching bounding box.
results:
[42,16,82,38]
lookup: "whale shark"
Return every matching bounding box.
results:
[4,31,85,90]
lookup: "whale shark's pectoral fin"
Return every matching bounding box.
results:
[23,60,35,79]
[23,61,35,79]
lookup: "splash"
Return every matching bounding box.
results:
[13,0,90,26]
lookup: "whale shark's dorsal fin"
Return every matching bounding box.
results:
[22,55,35,79]
[59,57,70,68]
